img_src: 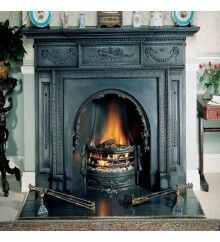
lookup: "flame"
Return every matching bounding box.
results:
[124,153,129,158]
[100,102,129,145]
[99,160,107,167]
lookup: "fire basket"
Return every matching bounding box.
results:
[81,140,141,191]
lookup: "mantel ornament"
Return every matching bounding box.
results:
[0,77,20,197]
[97,11,122,28]
[61,12,69,29]
[149,11,164,27]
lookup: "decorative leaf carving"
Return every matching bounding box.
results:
[145,46,180,63]
[92,47,135,61]
[41,48,75,65]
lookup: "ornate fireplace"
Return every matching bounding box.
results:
[23,26,199,198]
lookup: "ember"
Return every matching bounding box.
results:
[87,143,135,172]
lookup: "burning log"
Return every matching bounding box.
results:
[96,139,116,148]
[87,143,136,173]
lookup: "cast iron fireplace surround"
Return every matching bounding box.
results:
[23,26,199,196]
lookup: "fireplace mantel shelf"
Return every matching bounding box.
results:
[23,25,199,71]
[23,25,199,39]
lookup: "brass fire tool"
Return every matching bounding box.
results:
[172,183,193,215]
[29,184,96,213]
[37,188,48,216]
[123,183,193,207]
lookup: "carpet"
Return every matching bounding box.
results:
[0,218,220,231]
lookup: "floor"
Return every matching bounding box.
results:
[0,176,27,222]
[194,173,220,219]
[0,173,220,222]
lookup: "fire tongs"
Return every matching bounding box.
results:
[123,183,193,207]
[29,184,96,216]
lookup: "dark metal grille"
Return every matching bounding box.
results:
[81,144,140,191]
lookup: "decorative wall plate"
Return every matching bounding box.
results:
[172,11,194,26]
[29,11,52,28]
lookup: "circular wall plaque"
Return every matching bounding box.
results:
[172,11,194,26]
[29,11,52,28]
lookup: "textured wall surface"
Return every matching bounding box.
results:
[0,11,21,26]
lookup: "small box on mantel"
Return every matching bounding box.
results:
[97,11,123,28]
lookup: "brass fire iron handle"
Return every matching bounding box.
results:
[125,183,193,207]
[29,184,96,211]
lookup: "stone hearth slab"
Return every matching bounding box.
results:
[19,188,204,219]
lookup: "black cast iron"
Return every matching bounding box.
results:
[23,26,200,193]
[80,144,141,191]
[0,78,20,197]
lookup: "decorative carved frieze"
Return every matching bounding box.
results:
[36,46,78,68]
[41,48,75,65]
[94,47,134,61]
[76,36,186,43]
[82,45,140,66]
[145,46,180,63]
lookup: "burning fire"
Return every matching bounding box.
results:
[99,160,107,167]
[97,153,130,168]
[88,100,134,174]
[96,101,130,146]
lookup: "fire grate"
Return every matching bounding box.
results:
[81,141,141,191]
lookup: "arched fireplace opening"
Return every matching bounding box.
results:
[72,90,152,193]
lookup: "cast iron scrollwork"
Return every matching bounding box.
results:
[145,46,180,63]
[72,89,150,153]
[93,47,135,62]
[41,47,75,65]
[72,107,87,151]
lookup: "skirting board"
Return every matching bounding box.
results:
[204,154,220,173]
[21,172,35,192]
[3,156,35,192]
[187,169,200,191]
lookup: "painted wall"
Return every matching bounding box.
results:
[1,11,220,180]
[193,12,220,155]
[184,12,220,174]
[22,11,174,27]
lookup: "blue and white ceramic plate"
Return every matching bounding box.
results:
[29,11,52,28]
[172,11,194,26]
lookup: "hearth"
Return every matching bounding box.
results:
[23,26,200,216]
